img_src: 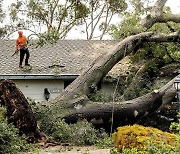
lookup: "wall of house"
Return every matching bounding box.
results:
[12,79,64,102]
[0,79,115,102]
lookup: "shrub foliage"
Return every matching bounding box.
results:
[0,107,28,154]
[112,124,179,152]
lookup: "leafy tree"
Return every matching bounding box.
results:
[83,0,128,39]
[7,0,128,42]
[109,0,180,63]
[0,0,7,38]
[108,0,180,100]
[7,0,89,44]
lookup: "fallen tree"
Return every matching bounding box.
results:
[52,31,180,106]
[63,75,179,126]
[50,0,180,125]
[51,0,180,105]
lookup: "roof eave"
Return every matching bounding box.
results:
[0,74,79,80]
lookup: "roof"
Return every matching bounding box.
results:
[0,39,131,77]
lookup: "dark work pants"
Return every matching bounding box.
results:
[19,48,30,66]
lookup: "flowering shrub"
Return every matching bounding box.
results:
[112,124,179,152]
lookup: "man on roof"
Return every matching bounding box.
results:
[16,31,30,68]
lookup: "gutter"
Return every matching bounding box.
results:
[0,74,79,80]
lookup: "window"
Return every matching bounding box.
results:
[64,79,75,89]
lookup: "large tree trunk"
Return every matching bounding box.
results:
[51,0,180,106]
[0,80,47,143]
[51,31,180,107]
[63,75,179,128]
[51,32,151,104]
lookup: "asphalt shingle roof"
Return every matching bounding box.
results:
[0,40,123,75]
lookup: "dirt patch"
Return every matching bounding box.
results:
[38,145,110,154]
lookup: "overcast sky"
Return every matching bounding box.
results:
[4,0,180,13]
[4,0,180,40]
[68,0,180,39]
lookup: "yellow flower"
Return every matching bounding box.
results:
[112,124,179,152]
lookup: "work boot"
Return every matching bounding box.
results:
[19,65,23,68]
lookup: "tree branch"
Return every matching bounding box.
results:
[145,31,180,42]
[48,0,60,30]
[140,0,180,29]
[51,31,179,104]
[100,8,114,40]
[57,1,73,32]
[159,14,180,23]
[63,74,179,124]
[88,4,106,39]
[151,0,167,17]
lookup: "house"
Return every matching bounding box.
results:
[0,39,130,101]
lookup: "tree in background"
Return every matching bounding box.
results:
[82,0,127,39]
[4,0,128,42]
[7,0,88,45]
[1,0,180,41]
[0,0,7,38]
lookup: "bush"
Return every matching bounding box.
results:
[31,103,111,146]
[41,117,111,146]
[70,121,112,146]
[0,107,28,154]
[88,90,123,102]
[45,119,72,143]
[170,113,180,135]
[146,141,179,154]
[36,108,72,143]
[112,124,179,152]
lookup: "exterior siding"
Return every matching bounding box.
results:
[12,79,64,101]
[0,79,115,102]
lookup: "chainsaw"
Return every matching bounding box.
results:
[11,49,19,57]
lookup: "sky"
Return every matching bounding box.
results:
[3,0,180,40]
[66,0,180,39]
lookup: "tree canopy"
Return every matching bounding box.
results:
[0,0,179,43]
[1,0,129,41]
[0,1,7,38]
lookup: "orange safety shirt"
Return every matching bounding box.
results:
[16,35,27,49]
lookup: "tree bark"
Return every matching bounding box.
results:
[0,80,47,143]
[51,0,179,109]
[140,0,180,29]
[52,32,153,105]
[63,75,179,127]
[51,31,180,107]
[46,1,180,129]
